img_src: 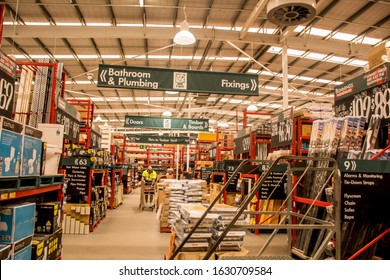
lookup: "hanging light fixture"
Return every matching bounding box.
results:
[247,103,258,112]
[218,121,229,128]
[174,20,196,45]
[162,110,172,117]
[94,115,102,122]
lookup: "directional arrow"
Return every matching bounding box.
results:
[251,78,257,91]
[100,69,107,82]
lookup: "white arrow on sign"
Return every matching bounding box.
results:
[351,161,357,171]
[250,79,257,91]
[100,69,107,82]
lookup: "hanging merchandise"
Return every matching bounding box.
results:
[14,68,34,124]
[30,59,50,127]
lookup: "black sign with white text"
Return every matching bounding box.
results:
[334,63,390,125]
[339,159,390,223]
[234,134,251,155]
[271,108,293,148]
[258,164,287,199]
[0,51,16,119]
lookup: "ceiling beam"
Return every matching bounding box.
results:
[239,0,269,40]
[3,26,373,58]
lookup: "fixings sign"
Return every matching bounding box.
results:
[98,64,259,96]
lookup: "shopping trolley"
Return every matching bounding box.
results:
[139,181,156,211]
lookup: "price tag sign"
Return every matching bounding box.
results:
[270,108,293,148]
[334,63,390,125]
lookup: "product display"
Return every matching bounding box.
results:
[1,3,389,264]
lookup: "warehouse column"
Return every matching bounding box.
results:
[282,43,289,109]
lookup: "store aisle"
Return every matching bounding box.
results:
[62,187,171,260]
[62,187,289,260]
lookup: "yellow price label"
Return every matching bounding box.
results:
[0,193,9,200]
[9,192,16,199]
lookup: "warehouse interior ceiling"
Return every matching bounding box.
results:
[1,0,390,133]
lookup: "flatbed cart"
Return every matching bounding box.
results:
[139,181,156,211]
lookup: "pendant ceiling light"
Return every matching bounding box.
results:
[247,103,258,112]
[174,20,196,45]
[162,110,172,117]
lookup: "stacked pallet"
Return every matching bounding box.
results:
[172,203,218,252]
[210,204,247,251]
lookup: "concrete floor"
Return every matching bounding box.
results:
[62,187,289,260]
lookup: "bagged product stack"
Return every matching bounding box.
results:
[210,204,246,252]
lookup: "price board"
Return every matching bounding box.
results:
[334,63,390,125]
[339,159,390,223]
[270,108,293,148]
[224,160,242,192]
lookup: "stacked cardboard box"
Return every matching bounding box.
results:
[31,228,63,260]
[0,202,36,260]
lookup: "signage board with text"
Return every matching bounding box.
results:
[125,115,209,131]
[98,64,258,96]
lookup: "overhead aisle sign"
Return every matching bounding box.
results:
[125,115,209,131]
[97,64,259,96]
[127,135,189,145]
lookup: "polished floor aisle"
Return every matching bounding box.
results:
[62,187,288,260]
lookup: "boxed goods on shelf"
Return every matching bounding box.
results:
[38,123,64,175]
[34,201,61,234]
[0,202,35,242]
[0,117,23,177]
[21,125,43,176]
[31,227,62,260]
[12,244,32,260]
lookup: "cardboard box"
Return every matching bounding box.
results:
[12,244,32,260]
[0,117,23,177]
[302,124,312,137]
[21,125,43,176]
[1,234,33,259]
[35,201,61,234]
[0,202,35,242]
[0,244,11,260]
[368,41,389,70]
[37,123,65,147]
[31,227,63,260]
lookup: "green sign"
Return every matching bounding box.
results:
[127,135,189,145]
[97,64,258,96]
[125,115,209,131]
[338,159,390,173]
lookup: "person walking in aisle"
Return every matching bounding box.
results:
[141,166,157,203]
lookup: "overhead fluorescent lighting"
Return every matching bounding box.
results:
[165,91,179,94]
[94,115,102,122]
[139,0,144,7]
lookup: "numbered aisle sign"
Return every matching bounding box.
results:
[258,164,287,199]
[0,51,17,119]
[62,157,91,201]
[270,108,293,148]
[339,159,390,223]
